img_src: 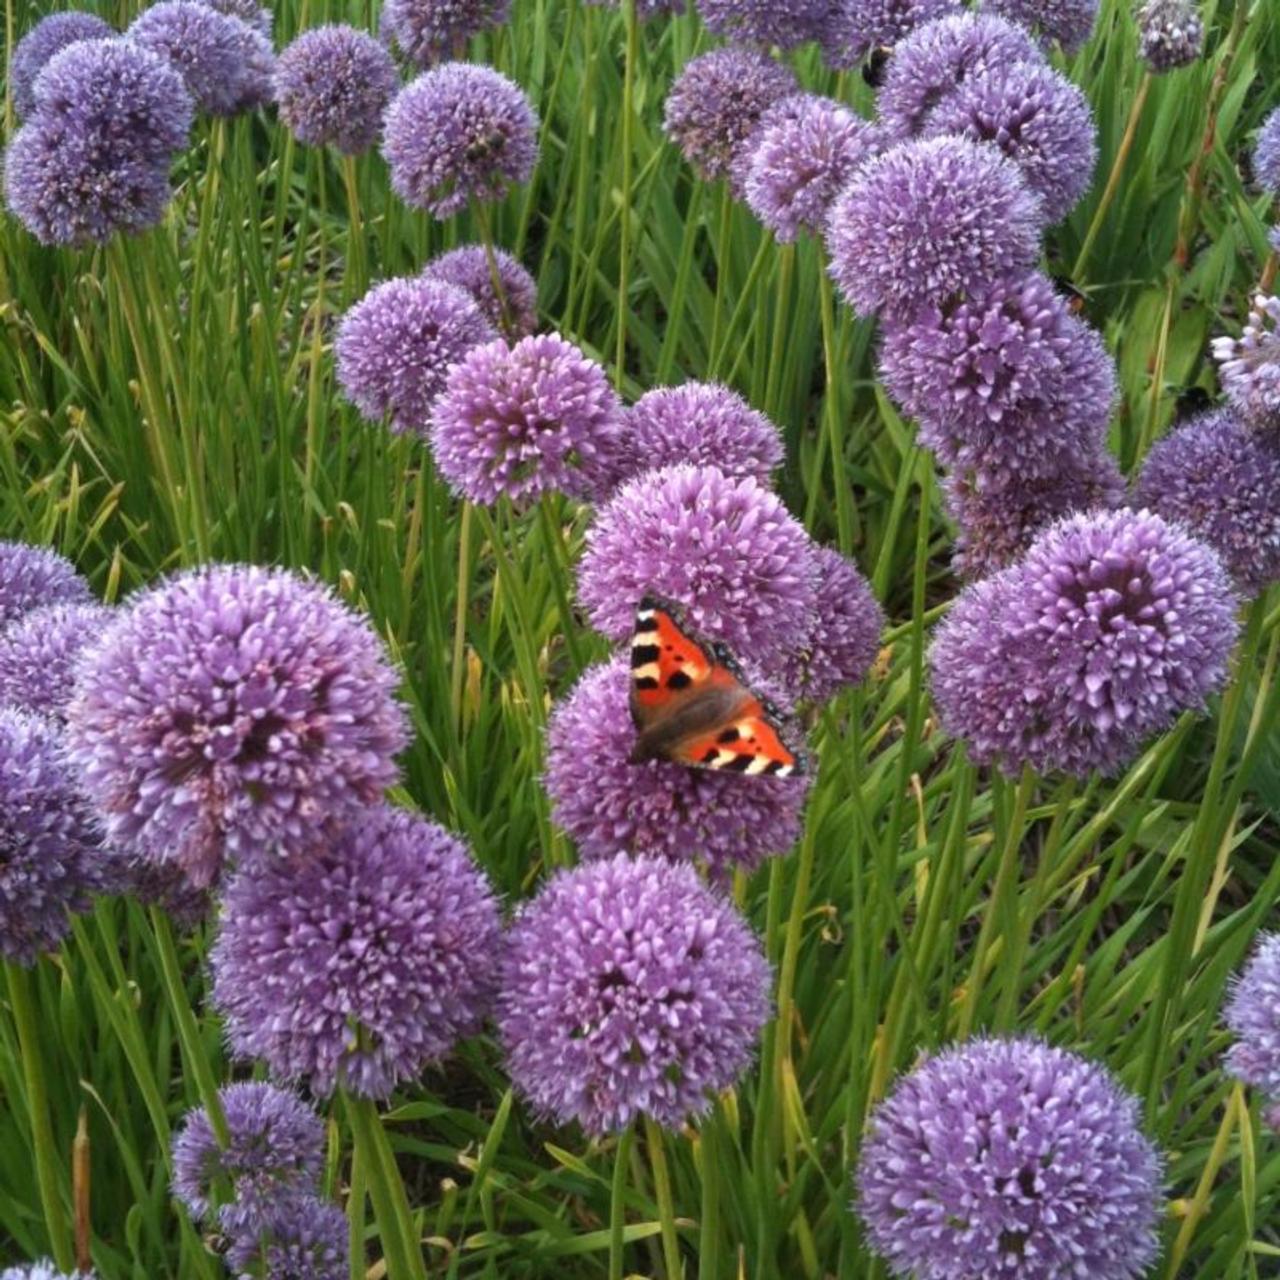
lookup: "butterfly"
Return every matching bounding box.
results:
[628,596,806,777]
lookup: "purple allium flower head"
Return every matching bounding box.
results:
[430,333,624,504]
[855,1037,1163,1280]
[819,0,964,70]
[1256,109,1280,196]
[876,12,1043,142]
[1226,934,1280,1102]
[335,277,496,436]
[982,0,1098,53]
[171,1082,324,1225]
[0,708,106,966]
[878,272,1116,483]
[229,23,275,111]
[199,0,272,37]
[65,564,408,889]
[825,135,1043,320]
[274,26,396,155]
[128,1,257,116]
[212,805,501,1098]
[380,0,511,69]
[498,853,771,1133]
[545,658,809,877]
[422,244,538,339]
[1136,410,1280,596]
[741,94,882,242]
[781,546,884,703]
[115,857,211,930]
[919,60,1096,223]
[0,602,110,720]
[611,382,784,489]
[1136,0,1204,72]
[694,0,832,49]
[382,63,538,219]
[578,464,819,667]
[0,542,90,628]
[663,47,798,186]
[224,1194,347,1280]
[1212,294,1280,436]
[10,11,115,119]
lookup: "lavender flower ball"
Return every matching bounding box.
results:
[382,63,538,219]
[663,47,798,186]
[1136,410,1280,596]
[212,805,501,1098]
[0,542,90,627]
[274,26,397,155]
[171,1082,324,1224]
[1225,933,1280,1102]
[0,709,106,966]
[612,382,784,488]
[1256,108,1280,196]
[694,0,831,49]
[380,0,511,69]
[1136,0,1204,72]
[335,277,496,436]
[825,135,1043,320]
[983,0,1098,53]
[742,94,882,242]
[11,11,115,119]
[545,659,809,877]
[578,464,818,667]
[224,1194,347,1280]
[199,0,272,37]
[65,564,408,889]
[498,853,771,1133]
[855,1038,1162,1280]
[229,22,275,111]
[920,59,1097,223]
[1212,294,1280,435]
[878,272,1116,483]
[128,1,256,116]
[422,244,538,338]
[819,0,964,70]
[430,333,623,504]
[0,602,110,720]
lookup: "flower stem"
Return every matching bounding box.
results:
[643,1115,683,1279]
[609,1124,635,1280]
[341,152,367,302]
[450,500,474,736]
[615,0,639,390]
[696,1103,721,1280]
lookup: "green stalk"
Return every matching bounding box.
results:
[697,1104,721,1280]
[341,153,367,302]
[450,500,475,735]
[348,1133,368,1280]
[609,1125,635,1280]
[537,494,585,674]
[643,1115,683,1280]
[614,0,639,389]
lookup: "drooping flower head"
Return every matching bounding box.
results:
[65,564,408,889]
[335,277,496,435]
[0,542,90,627]
[498,853,772,1133]
[1136,0,1204,72]
[380,0,511,69]
[578,464,819,667]
[422,244,538,338]
[855,1037,1163,1280]
[224,1194,348,1280]
[382,63,538,218]
[10,11,115,119]
[1225,933,1280,1103]
[274,25,398,155]
[212,805,501,1098]
[819,0,964,70]
[1256,108,1280,196]
[694,0,832,49]
[741,94,882,242]
[825,135,1043,320]
[430,333,624,504]
[982,0,1098,53]
[0,602,111,720]
[1212,294,1280,435]
[663,47,798,185]
[128,1,259,116]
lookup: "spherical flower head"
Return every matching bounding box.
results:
[0,541,90,628]
[382,63,538,219]
[879,272,1116,484]
[274,26,398,155]
[1136,409,1280,596]
[578,464,819,668]
[380,0,511,69]
[611,382,784,489]
[430,333,624,504]
[0,709,106,966]
[781,546,884,703]
[1136,0,1204,72]
[11,12,115,119]
[694,0,832,49]
[128,2,257,116]
[741,93,882,242]
[545,658,809,878]
[1256,108,1280,196]
[498,853,771,1133]
[335,277,496,436]
[819,0,964,70]
[983,0,1098,53]
[171,1082,324,1225]
[663,47,798,186]
[229,23,275,112]
[920,59,1096,224]
[422,244,538,338]
[0,602,111,720]
[1225,933,1280,1103]
[855,1037,1163,1280]
[199,0,272,37]
[212,804,501,1098]
[65,564,408,889]
[1212,294,1280,436]
[224,1194,347,1280]
[825,135,1043,321]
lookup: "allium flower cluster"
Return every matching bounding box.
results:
[224,1195,348,1280]
[930,508,1238,776]
[578,464,818,667]
[10,10,114,119]
[212,805,501,1098]
[819,0,963,70]
[741,94,881,242]
[0,542,90,627]
[430,333,623,504]
[381,0,511,68]
[694,0,831,49]
[663,48,798,186]
[855,1037,1163,1280]
[0,602,110,720]
[825,135,1043,320]
[498,853,772,1133]
[1254,107,1280,196]
[382,63,538,218]
[274,25,399,155]
[65,564,408,889]
[199,0,272,37]
[984,0,1098,53]
[1225,933,1280,1105]
[422,245,539,338]
[335,277,495,435]
[1136,0,1204,72]
[1212,294,1280,435]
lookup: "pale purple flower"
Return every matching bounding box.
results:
[422,244,538,338]
[10,11,115,119]
[820,0,963,70]
[1136,0,1204,72]
[498,853,771,1133]
[0,1264,86,1280]
[199,0,272,37]
[0,602,110,720]
[983,0,1098,53]
[1256,108,1280,196]
[1212,294,1280,435]
[855,1037,1163,1280]
[694,0,832,49]
[1226,933,1280,1103]
[224,1194,347,1280]
[0,542,90,627]
[380,0,511,69]
[128,1,258,116]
